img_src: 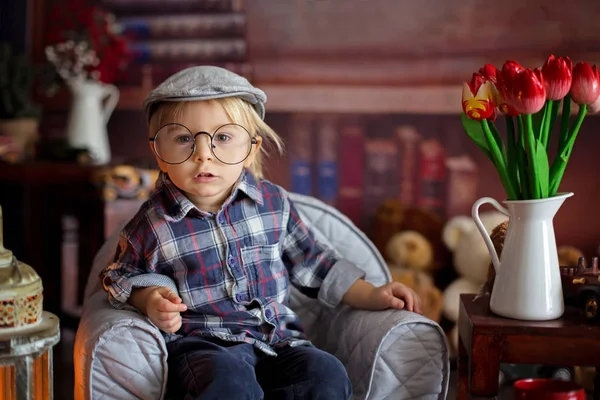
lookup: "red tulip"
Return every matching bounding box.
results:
[478,64,501,105]
[462,73,495,121]
[511,68,546,114]
[570,62,600,105]
[478,64,498,83]
[589,94,600,113]
[496,61,524,99]
[541,55,573,100]
[478,63,516,116]
[497,102,520,117]
[496,61,524,116]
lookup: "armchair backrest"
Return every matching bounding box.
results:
[287,193,390,334]
[288,192,389,285]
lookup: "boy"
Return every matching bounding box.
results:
[101,66,422,399]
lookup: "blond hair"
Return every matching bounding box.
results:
[148,97,283,179]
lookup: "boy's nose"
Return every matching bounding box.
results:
[193,134,213,161]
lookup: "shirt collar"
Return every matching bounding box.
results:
[234,168,264,206]
[152,169,263,222]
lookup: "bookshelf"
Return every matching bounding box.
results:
[29,0,599,116]
[258,84,463,114]
[37,86,151,112]
[36,82,590,115]
[37,83,464,114]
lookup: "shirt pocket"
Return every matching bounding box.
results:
[240,243,288,301]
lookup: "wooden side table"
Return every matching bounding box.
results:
[457,293,600,399]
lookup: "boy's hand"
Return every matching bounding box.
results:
[343,279,423,314]
[130,287,187,333]
[146,287,188,333]
[368,282,423,314]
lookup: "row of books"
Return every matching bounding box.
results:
[264,115,480,229]
[101,0,245,14]
[99,0,250,87]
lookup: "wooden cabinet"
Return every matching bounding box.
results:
[0,162,106,327]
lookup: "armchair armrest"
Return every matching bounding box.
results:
[74,291,169,400]
[315,307,450,400]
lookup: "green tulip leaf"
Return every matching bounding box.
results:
[461,113,489,151]
[535,139,549,198]
[506,129,520,197]
[532,106,546,141]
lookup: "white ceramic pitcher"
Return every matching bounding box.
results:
[66,79,119,165]
[471,192,573,321]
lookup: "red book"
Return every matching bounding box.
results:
[364,138,398,225]
[101,0,241,14]
[417,139,447,218]
[337,117,365,228]
[395,125,422,206]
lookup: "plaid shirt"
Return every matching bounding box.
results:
[101,169,364,355]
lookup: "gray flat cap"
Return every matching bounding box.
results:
[142,65,266,122]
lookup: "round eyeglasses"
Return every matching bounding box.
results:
[149,123,258,165]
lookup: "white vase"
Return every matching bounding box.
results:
[472,192,574,321]
[66,79,119,165]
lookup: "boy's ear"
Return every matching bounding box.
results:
[244,136,263,168]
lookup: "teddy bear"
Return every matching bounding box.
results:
[441,211,509,354]
[384,230,444,322]
[371,199,451,274]
[370,199,450,323]
[385,230,433,273]
[101,165,160,201]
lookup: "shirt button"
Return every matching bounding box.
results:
[236,293,243,302]
[228,257,236,266]
[265,309,272,318]
[218,215,225,224]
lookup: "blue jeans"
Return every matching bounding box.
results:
[166,336,352,400]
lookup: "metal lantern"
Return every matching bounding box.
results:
[0,205,60,399]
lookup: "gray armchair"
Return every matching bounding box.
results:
[74,193,450,399]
